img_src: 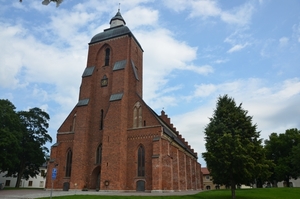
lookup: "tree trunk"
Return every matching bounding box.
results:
[256,179,263,188]
[15,161,25,188]
[15,170,23,188]
[285,177,290,187]
[231,182,236,199]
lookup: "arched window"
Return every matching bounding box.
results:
[105,48,110,66]
[96,144,102,164]
[133,102,142,128]
[133,107,137,128]
[138,106,142,127]
[137,145,145,177]
[65,149,72,177]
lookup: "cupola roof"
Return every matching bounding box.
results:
[109,9,126,28]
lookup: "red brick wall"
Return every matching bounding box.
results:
[161,139,173,190]
[126,126,161,190]
[171,146,179,190]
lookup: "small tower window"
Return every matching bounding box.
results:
[105,48,110,66]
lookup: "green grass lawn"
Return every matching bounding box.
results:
[37,188,300,199]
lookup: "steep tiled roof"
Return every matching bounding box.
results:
[136,94,198,159]
[89,25,143,51]
[201,167,210,175]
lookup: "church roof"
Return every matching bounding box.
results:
[90,25,130,44]
[201,167,210,175]
[137,94,198,159]
[89,11,143,51]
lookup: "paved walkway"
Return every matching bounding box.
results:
[0,189,202,199]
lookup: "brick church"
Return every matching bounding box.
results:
[46,10,202,192]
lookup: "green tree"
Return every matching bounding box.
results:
[202,95,271,199]
[0,100,22,172]
[5,107,52,188]
[264,128,300,187]
[291,143,300,175]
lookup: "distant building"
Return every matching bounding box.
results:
[201,167,225,190]
[277,179,300,187]
[46,10,202,192]
[0,165,47,189]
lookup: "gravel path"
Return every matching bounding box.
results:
[0,189,202,199]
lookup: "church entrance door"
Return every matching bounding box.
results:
[91,166,101,190]
[136,180,145,191]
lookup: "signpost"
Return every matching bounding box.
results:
[50,168,57,199]
[52,168,57,180]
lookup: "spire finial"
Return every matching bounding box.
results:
[118,3,120,12]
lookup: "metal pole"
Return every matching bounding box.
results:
[50,180,53,199]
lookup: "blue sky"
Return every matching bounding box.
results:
[1,0,300,166]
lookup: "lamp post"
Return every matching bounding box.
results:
[50,164,58,199]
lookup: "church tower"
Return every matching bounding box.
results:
[47,10,144,190]
[46,10,201,192]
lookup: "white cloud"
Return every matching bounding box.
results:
[189,0,221,18]
[224,30,252,54]
[124,6,159,29]
[220,2,254,26]
[260,39,275,57]
[46,10,96,47]
[227,43,248,53]
[163,0,255,26]
[136,28,201,105]
[32,85,49,102]
[162,0,190,12]
[184,65,214,75]
[279,37,289,47]
[0,23,26,88]
[194,84,216,97]
[214,59,229,64]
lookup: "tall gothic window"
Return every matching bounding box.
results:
[137,145,145,177]
[133,102,142,128]
[65,149,72,177]
[96,144,102,164]
[105,48,110,66]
